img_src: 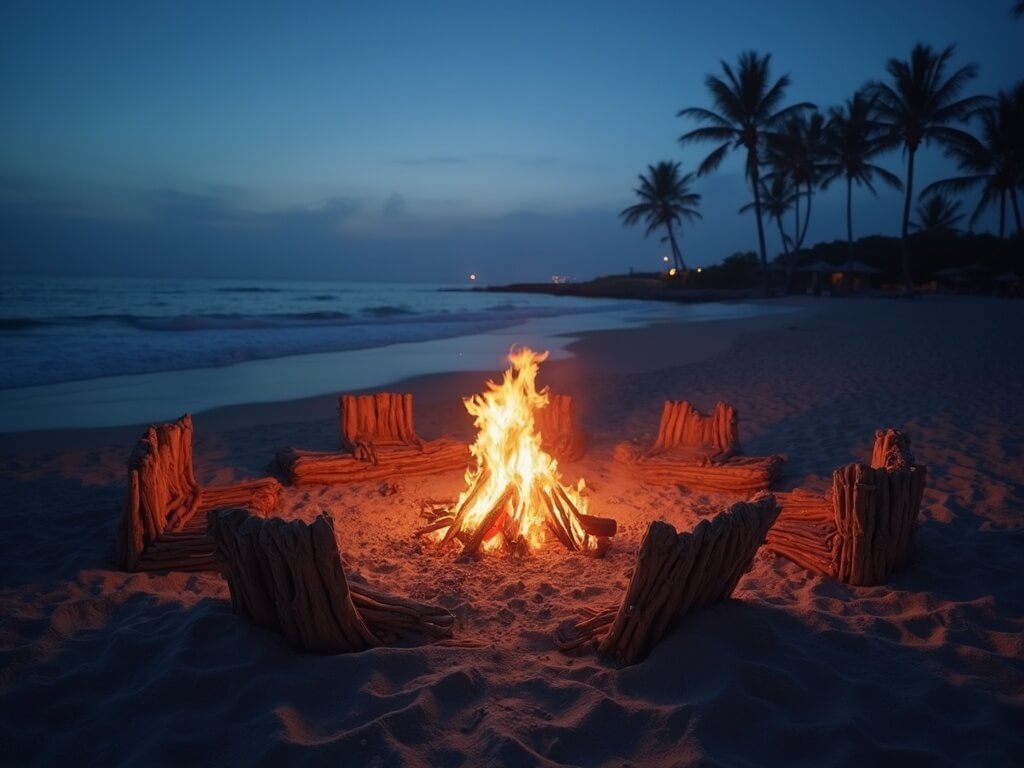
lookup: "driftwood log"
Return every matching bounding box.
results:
[277,392,469,485]
[115,414,281,572]
[615,400,785,493]
[208,508,454,653]
[421,475,616,556]
[559,492,778,665]
[765,429,927,586]
[535,393,587,463]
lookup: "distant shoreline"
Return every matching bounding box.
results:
[452,275,763,303]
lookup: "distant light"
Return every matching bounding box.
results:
[662,255,670,263]
[668,267,678,277]
[696,267,702,273]
[469,273,477,281]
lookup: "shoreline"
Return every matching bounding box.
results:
[0,297,802,438]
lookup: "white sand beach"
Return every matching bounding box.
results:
[1,294,1022,766]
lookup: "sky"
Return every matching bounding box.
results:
[0,1,1021,284]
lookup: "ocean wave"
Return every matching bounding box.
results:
[0,317,53,331]
[215,286,286,293]
[362,305,416,317]
[0,313,521,389]
[131,312,356,331]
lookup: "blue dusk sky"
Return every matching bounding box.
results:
[1,1,1020,284]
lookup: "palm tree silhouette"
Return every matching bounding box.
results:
[678,51,812,292]
[867,43,988,295]
[819,92,903,293]
[620,161,702,273]
[764,111,827,291]
[910,194,965,234]
[921,82,1024,238]
[739,176,797,272]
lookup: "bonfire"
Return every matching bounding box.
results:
[423,348,615,556]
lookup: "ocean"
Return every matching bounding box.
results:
[0,274,796,431]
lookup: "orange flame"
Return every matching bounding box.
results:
[447,347,587,553]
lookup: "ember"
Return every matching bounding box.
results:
[426,348,615,556]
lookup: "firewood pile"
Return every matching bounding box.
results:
[208,508,454,653]
[276,392,469,485]
[765,429,926,585]
[614,400,785,493]
[115,414,280,572]
[416,478,617,557]
[534,393,587,463]
[559,492,779,665]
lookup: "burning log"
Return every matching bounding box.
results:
[424,349,615,556]
[559,492,778,665]
[766,429,926,586]
[615,400,785,493]
[276,392,470,485]
[208,508,454,653]
[115,414,281,572]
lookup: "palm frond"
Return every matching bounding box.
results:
[695,143,731,176]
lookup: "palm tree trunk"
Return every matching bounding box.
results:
[999,190,1006,239]
[793,190,801,251]
[665,224,686,272]
[776,217,790,261]
[750,159,770,294]
[1011,188,1022,235]
[778,216,795,294]
[799,181,813,250]
[845,175,855,294]
[900,148,916,296]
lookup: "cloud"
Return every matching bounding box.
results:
[0,177,654,283]
[381,193,408,218]
[394,155,468,166]
[394,152,559,169]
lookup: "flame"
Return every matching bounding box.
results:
[446,347,588,553]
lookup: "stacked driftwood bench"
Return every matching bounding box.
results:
[559,492,779,665]
[208,507,454,653]
[276,393,470,485]
[765,429,927,585]
[535,393,587,463]
[614,400,785,493]
[115,414,281,572]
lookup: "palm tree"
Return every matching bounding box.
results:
[739,175,798,265]
[620,161,702,272]
[819,92,903,292]
[866,43,989,295]
[678,51,813,292]
[921,82,1024,237]
[763,110,827,290]
[910,194,965,234]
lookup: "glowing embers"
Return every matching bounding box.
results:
[426,348,615,557]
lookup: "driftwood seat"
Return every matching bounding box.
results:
[208,508,454,653]
[614,400,785,493]
[559,492,778,665]
[535,393,587,463]
[276,392,469,485]
[115,414,280,572]
[765,429,927,586]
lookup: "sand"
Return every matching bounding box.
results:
[1,295,1022,766]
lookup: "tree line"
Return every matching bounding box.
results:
[621,32,1023,296]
